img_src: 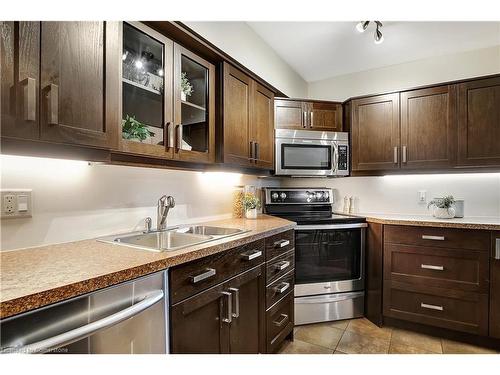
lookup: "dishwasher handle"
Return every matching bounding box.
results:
[1,290,164,354]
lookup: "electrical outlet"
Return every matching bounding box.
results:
[1,189,32,219]
[418,190,427,204]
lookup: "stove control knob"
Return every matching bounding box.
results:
[280,192,287,200]
[324,192,329,201]
[315,192,323,199]
[271,192,279,200]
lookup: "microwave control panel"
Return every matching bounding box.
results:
[337,145,348,171]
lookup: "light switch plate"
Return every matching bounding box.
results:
[1,189,32,219]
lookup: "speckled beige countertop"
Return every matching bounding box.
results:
[0,215,295,320]
[345,212,500,231]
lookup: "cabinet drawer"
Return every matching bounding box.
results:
[383,283,488,335]
[384,244,489,292]
[266,270,294,309]
[266,292,294,353]
[384,225,490,251]
[170,239,265,304]
[266,250,295,285]
[266,230,294,260]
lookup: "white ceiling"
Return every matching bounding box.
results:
[247,22,500,82]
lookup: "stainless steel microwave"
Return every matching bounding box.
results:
[274,129,349,177]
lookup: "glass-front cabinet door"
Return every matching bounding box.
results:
[173,44,215,163]
[120,22,173,158]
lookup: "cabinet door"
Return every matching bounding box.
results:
[228,266,265,354]
[170,279,230,354]
[173,44,215,163]
[351,93,400,171]
[457,77,500,167]
[0,22,40,140]
[39,22,120,149]
[491,232,500,339]
[251,82,274,170]
[309,102,342,132]
[223,62,252,166]
[400,85,457,169]
[274,99,305,130]
[120,22,174,159]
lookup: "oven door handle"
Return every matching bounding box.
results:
[296,223,367,230]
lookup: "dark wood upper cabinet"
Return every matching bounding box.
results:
[222,62,252,167]
[0,22,40,140]
[457,76,500,167]
[39,22,120,149]
[251,82,274,169]
[307,101,342,131]
[274,99,305,130]
[222,62,274,170]
[400,85,457,169]
[490,231,500,339]
[120,22,174,160]
[351,93,400,171]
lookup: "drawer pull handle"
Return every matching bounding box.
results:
[495,238,500,260]
[221,291,232,324]
[274,282,290,294]
[421,302,443,311]
[190,268,216,284]
[421,235,445,241]
[228,287,240,318]
[241,249,262,261]
[273,314,289,327]
[274,239,290,248]
[275,261,291,271]
[421,264,444,271]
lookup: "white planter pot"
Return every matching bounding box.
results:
[433,207,455,219]
[181,91,187,101]
[245,208,258,219]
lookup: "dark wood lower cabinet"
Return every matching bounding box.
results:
[365,222,384,326]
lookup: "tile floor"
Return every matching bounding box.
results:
[278,318,499,354]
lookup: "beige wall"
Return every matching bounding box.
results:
[308,45,500,101]
[186,22,308,98]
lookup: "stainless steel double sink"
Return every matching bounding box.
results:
[98,225,249,252]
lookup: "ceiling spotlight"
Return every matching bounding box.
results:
[356,21,370,33]
[374,21,384,44]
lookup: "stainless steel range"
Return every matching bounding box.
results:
[263,187,366,325]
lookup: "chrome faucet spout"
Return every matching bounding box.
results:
[157,195,175,230]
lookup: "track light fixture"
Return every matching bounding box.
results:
[355,21,384,44]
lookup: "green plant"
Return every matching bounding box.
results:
[181,72,194,97]
[122,115,155,142]
[242,193,261,210]
[428,195,455,210]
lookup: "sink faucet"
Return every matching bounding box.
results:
[157,195,175,231]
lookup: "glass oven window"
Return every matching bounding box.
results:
[281,144,331,170]
[295,229,362,284]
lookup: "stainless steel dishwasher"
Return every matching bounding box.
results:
[0,270,169,354]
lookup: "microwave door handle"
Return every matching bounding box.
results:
[332,144,338,173]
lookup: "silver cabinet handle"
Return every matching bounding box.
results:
[310,112,314,128]
[46,83,58,125]
[241,249,262,261]
[249,141,254,161]
[273,314,289,327]
[402,145,407,163]
[21,77,36,122]
[421,302,443,311]
[421,264,444,271]
[228,287,240,318]
[275,261,290,271]
[274,239,290,248]
[274,282,290,294]
[221,291,232,323]
[422,235,445,241]
[255,142,260,160]
[190,268,216,284]
[302,111,307,128]
[163,122,171,149]
[495,238,500,260]
[1,290,164,354]
[175,125,182,151]
[393,146,398,164]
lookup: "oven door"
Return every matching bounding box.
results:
[275,138,336,176]
[294,223,367,297]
